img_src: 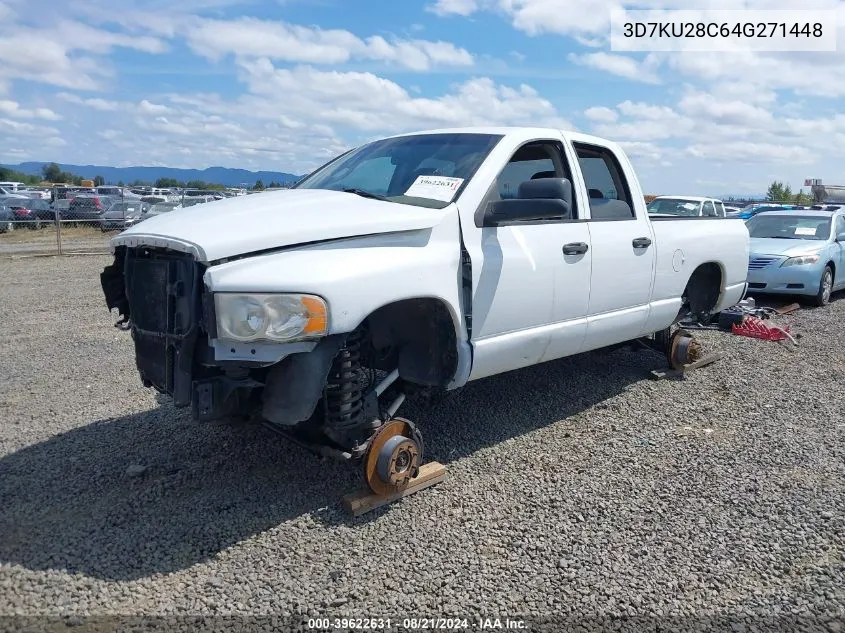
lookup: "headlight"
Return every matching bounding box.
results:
[781,254,820,267]
[214,293,328,342]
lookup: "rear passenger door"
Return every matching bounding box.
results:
[573,142,656,351]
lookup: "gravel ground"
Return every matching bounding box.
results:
[1,255,843,631]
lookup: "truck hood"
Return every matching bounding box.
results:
[111,189,452,262]
[749,237,827,258]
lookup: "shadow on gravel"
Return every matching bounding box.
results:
[0,346,658,581]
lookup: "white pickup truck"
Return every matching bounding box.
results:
[101,127,749,495]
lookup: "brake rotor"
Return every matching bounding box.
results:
[669,329,703,371]
[363,417,422,496]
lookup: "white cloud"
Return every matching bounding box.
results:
[686,141,815,164]
[0,100,62,120]
[586,91,845,173]
[568,52,660,84]
[234,60,573,136]
[183,17,474,70]
[35,60,574,172]
[426,0,480,16]
[618,141,663,162]
[583,106,618,123]
[138,99,175,115]
[57,93,120,111]
[500,0,624,37]
[0,116,65,148]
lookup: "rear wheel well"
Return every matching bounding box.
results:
[682,262,723,318]
[362,298,459,387]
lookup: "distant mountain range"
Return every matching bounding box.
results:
[2,161,303,187]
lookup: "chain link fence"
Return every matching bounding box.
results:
[0,185,229,257]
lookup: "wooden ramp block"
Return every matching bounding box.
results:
[649,351,723,381]
[342,461,447,517]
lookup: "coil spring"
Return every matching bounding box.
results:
[324,328,366,431]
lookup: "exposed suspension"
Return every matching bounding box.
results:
[324,327,369,434]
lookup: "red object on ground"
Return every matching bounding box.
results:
[731,316,790,341]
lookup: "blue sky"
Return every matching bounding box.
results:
[1,0,844,195]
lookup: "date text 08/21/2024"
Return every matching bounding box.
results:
[307,617,527,630]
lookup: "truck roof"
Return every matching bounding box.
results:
[385,126,623,151]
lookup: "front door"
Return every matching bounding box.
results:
[462,138,592,380]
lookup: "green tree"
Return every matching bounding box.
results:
[267,181,281,188]
[42,162,62,182]
[156,177,181,188]
[794,188,812,205]
[94,175,105,186]
[117,180,125,187]
[253,179,265,191]
[766,181,792,202]
[0,167,40,185]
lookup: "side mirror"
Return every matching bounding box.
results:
[836,232,845,242]
[482,178,573,227]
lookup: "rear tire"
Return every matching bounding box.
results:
[812,266,834,307]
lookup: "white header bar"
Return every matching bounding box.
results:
[610,9,837,52]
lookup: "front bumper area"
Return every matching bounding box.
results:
[746,261,823,296]
[101,245,205,407]
[101,245,344,426]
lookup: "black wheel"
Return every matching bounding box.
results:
[812,266,833,307]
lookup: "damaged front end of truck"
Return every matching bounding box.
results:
[100,242,459,495]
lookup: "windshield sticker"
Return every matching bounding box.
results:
[404,175,464,202]
[794,226,817,236]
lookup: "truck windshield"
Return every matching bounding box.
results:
[746,215,831,240]
[293,133,503,209]
[646,198,702,216]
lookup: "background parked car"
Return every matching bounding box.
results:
[100,201,151,231]
[180,195,217,207]
[0,198,54,229]
[65,195,111,224]
[0,204,14,233]
[647,195,727,217]
[736,203,802,220]
[141,201,180,219]
[745,209,845,306]
[52,199,71,218]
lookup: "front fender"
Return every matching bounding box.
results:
[202,218,465,338]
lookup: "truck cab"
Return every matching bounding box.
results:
[101,127,749,495]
